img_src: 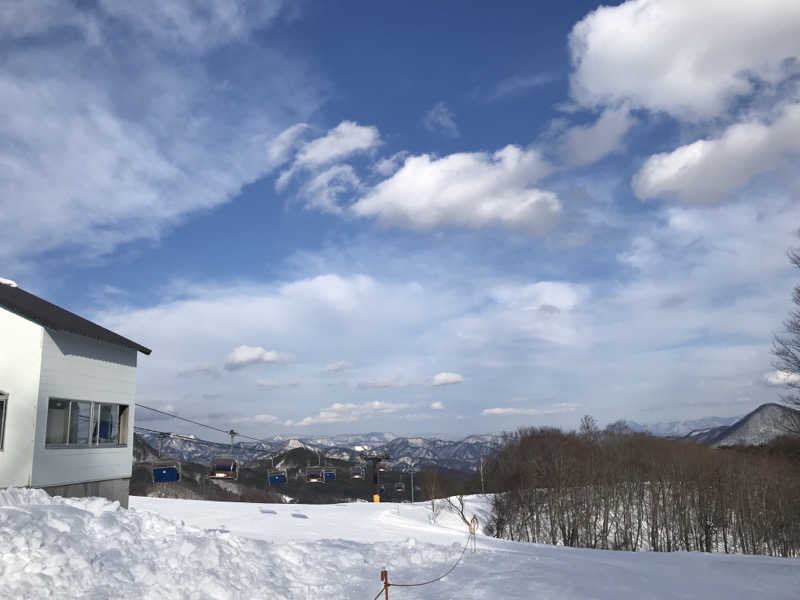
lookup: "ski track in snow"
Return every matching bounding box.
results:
[0,489,798,599]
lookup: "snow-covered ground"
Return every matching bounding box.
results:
[1,489,798,599]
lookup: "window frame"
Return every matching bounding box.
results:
[0,391,7,451]
[45,398,129,449]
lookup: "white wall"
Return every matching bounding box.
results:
[0,308,43,487]
[32,329,138,487]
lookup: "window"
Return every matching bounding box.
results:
[93,404,129,446]
[0,391,7,450]
[46,399,128,448]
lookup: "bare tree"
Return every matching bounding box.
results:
[773,244,800,433]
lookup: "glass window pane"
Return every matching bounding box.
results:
[46,398,70,445]
[97,404,119,444]
[68,401,91,445]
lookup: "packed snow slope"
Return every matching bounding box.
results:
[2,489,799,599]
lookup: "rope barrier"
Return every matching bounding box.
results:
[373,525,477,598]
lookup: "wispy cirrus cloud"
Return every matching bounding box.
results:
[486,72,554,101]
[423,101,460,138]
[0,0,322,269]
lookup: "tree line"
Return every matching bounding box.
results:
[483,421,800,557]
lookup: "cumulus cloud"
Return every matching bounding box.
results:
[352,145,560,233]
[764,370,800,386]
[558,106,635,166]
[633,103,800,203]
[431,372,464,386]
[423,102,459,138]
[224,345,291,371]
[569,0,800,119]
[482,402,580,416]
[286,401,409,426]
[430,401,445,410]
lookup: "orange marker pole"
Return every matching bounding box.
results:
[380,569,389,600]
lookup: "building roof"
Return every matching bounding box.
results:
[0,282,151,355]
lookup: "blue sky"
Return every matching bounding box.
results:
[2,0,800,440]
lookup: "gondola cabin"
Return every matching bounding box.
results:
[152,461,181,483]
[306,466,324,483]
[0,279,150,508]
[323,468,336,482]
[210,457,238,480]
[350,465,365,479]
[268,469,287,486]
[394,481,406,494]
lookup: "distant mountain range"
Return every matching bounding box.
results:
[135,430,503,473]
[136,404,799,474]
[626,415,743,437]
[682,403,800,447]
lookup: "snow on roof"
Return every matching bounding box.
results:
[0,277,18,287]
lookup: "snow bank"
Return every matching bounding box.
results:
[2,489,799,599]
[0,489,466,600]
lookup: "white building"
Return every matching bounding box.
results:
[0,279,150,507]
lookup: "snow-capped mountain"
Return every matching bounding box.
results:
[626,415,742,437]
[685,403,800,447]
[136,431,504,472]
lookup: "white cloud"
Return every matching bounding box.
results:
[482,403,580,416]
[430,401,445,410]
[373,151,409,177]
[323,361,352,373]
[558,106,635,166]
[0,3,320,266]
[224,345,291,371]
[299,164,361,214]
[232,413,280,424]
[489,281,586,312]
[764,370,800,386]
[633,103,800,203]
[0,0,100,42]
[569,0,800,119]
[277,121,381,190]
[423,102,459,138]
[267,123,309,166]
[352,145,560,233]
[295,121,380,168]
[98,0,285,52]
[286,401,408,427]
[431,372,463,386]
[486,72,553,101]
